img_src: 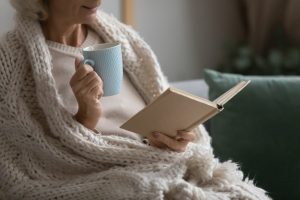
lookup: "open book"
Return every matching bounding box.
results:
[120,80,250,137]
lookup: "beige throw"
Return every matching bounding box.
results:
[0,11,270,200]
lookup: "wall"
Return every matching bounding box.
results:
[135,0,244,81]
[0,0,15,36]
[0,0,244,81]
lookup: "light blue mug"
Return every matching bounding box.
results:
[82,42,123,97]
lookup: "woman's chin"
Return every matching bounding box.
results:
[79,14,97,24]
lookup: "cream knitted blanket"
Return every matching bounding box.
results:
[0,11,270,200]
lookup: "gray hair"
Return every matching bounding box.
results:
[10,0,48,21]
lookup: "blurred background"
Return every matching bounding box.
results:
[0,0,243,82]
[2,0,300,81]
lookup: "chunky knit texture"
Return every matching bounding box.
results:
[0,11,270,200]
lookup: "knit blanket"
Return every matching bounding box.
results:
[0,11,270,200]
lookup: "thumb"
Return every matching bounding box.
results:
[75,57,83,71]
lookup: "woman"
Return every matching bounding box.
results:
[0,0,270,199]
[39,0,196,152]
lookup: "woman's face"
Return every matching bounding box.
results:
[48,0,102,24]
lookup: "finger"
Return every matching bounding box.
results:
[152,132,188,152]
[76,64,94,80]
[147,135,167,149]
[74,57,82,71]
[71,76,97,95]
[78,79,103,99]
[79,71,102,89]
[73,72,103,98]
[86,77,103,93]
[176,130,197,142]
[149,140,166,149]
[90,85,103,100]
[89,87,101,103]
[70,64,94,86]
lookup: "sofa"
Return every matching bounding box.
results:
[171,69,300,200]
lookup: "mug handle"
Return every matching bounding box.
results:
[82,59,95,67]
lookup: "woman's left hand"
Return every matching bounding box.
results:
[147,130,197,152]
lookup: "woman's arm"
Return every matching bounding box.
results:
[70,59,103,131]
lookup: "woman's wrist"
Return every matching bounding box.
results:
[74,112,99,130]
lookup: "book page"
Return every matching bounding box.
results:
[213,80,251,106]
[120,88,219,137]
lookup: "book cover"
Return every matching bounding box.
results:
[120,80,250,137]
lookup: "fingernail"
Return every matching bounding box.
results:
[175,136,182,141]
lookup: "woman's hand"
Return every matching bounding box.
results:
[70,59,103,130]
[147,130,197,152]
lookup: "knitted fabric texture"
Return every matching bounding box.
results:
[0,11,270,200]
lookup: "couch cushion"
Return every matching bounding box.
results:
[204,69,300,200]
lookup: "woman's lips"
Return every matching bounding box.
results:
[82,5,99,12]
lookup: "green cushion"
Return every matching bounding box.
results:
[204,69,300,200]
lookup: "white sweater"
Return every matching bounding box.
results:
[48,28,145,140]
[0,11,270,200]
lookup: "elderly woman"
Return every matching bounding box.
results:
[0,0,270,199]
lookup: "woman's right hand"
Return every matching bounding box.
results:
[70,59,103,130]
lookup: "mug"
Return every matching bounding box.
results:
[82,42,123,97]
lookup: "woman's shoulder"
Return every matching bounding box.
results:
[0,30,26,66]
[0,29,23,51]
[0,30,26,90]
[1,31,18,56]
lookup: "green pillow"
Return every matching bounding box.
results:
[204,69,300,200]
